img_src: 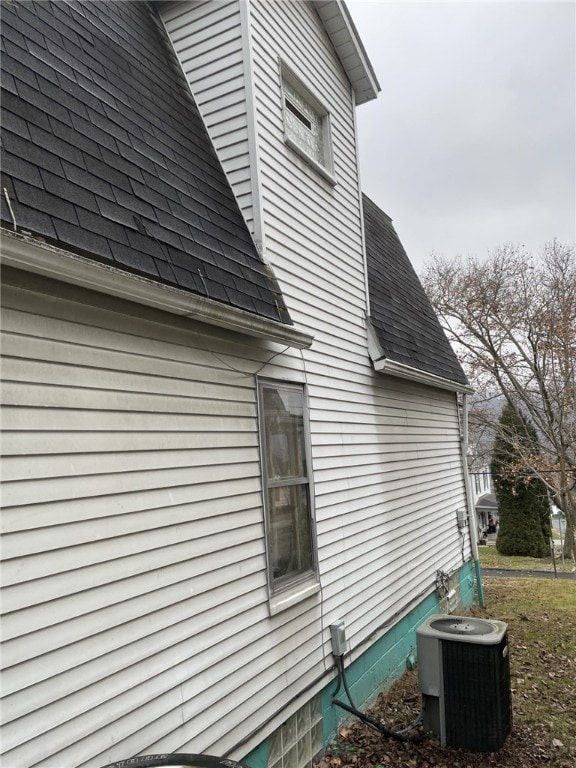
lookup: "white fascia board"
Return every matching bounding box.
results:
[314,0,380,105]
[0,230,314,349]
[373,356,474,394]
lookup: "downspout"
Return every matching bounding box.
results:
[461,393,485,607]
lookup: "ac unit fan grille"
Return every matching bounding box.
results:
[442,634,512,752]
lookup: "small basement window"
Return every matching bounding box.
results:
[268,694,323,768]
[281,63,334,183]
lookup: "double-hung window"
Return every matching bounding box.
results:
[258,380,317,603]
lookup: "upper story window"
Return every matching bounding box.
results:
[280,62,335,184]
[258,379,318,611]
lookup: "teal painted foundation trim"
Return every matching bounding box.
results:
[242,741,268,768]
[242,561,476,767]
[459,559,476,609]
[320,588,439,742]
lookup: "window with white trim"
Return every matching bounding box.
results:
[281,63,334,181]
[258,380,317,595]
[474,474,481,494]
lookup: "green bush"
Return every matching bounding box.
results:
[491,404,549,558]
[495,488,549,557]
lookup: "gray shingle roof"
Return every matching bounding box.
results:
[0,0,291,326]
[476,493,498,512]
[363,194,469,386]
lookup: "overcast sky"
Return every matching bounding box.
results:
[347,0,576,270]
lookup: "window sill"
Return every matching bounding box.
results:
[269,578,320,616]
[284,136,337,187]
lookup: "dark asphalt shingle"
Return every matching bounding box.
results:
[1,71,17,95]
[64,162,114,202]
[363,194,468,387]
[53,218,112,259]
[41,170,99,213]
[13,180,79,225]
[49,115,105,159]
[1,109,31,141]
[15,78,70,123]
[2,89,51,131]
[1,150,43,188]
[77,208,130,244]
[0,0,291,325]
[3,202,57,241]
[82,154,133,194]
[109,240,159,275]
[27,123,85,168]
[1,53,44,90]
[37,76,91,119]
[2,7,47,49]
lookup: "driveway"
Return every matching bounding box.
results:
[481,567,575,580]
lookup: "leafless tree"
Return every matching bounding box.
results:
[423,241,576,558]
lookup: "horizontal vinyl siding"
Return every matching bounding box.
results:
[250,0,364,348]
[313,377,470,640]
[161,0,255,230]
[1,3,472,765]
[0,273,321,767]
[248,1,470,738]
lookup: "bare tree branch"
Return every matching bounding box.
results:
[423,242,576,558]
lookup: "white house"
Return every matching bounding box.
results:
[1,2,477,767]
[470,464,497,539]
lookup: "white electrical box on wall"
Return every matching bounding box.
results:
[457,508,468,528]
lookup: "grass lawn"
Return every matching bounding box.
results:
[479,545,575,573]
[480,576,576,762]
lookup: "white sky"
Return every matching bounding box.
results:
[347,0,576,270]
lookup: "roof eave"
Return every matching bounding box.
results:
[373,356,474,394]
[1,229,314,349]
[366,315,472,393]
[314,0,380,105]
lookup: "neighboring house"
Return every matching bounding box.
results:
[476,492,499,539]
[468,456,497,538]
[474,484,498,540]
[1,2,475,768]
[471,467,493,501]
[466,395,499,539]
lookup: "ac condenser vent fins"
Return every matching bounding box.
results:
[416,615,512,752]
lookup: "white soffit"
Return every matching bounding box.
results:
[314,0,380,104]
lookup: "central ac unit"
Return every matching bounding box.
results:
[416,615,512,752]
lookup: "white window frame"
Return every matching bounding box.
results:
[257,378,319,614]
[279,61,336,185]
